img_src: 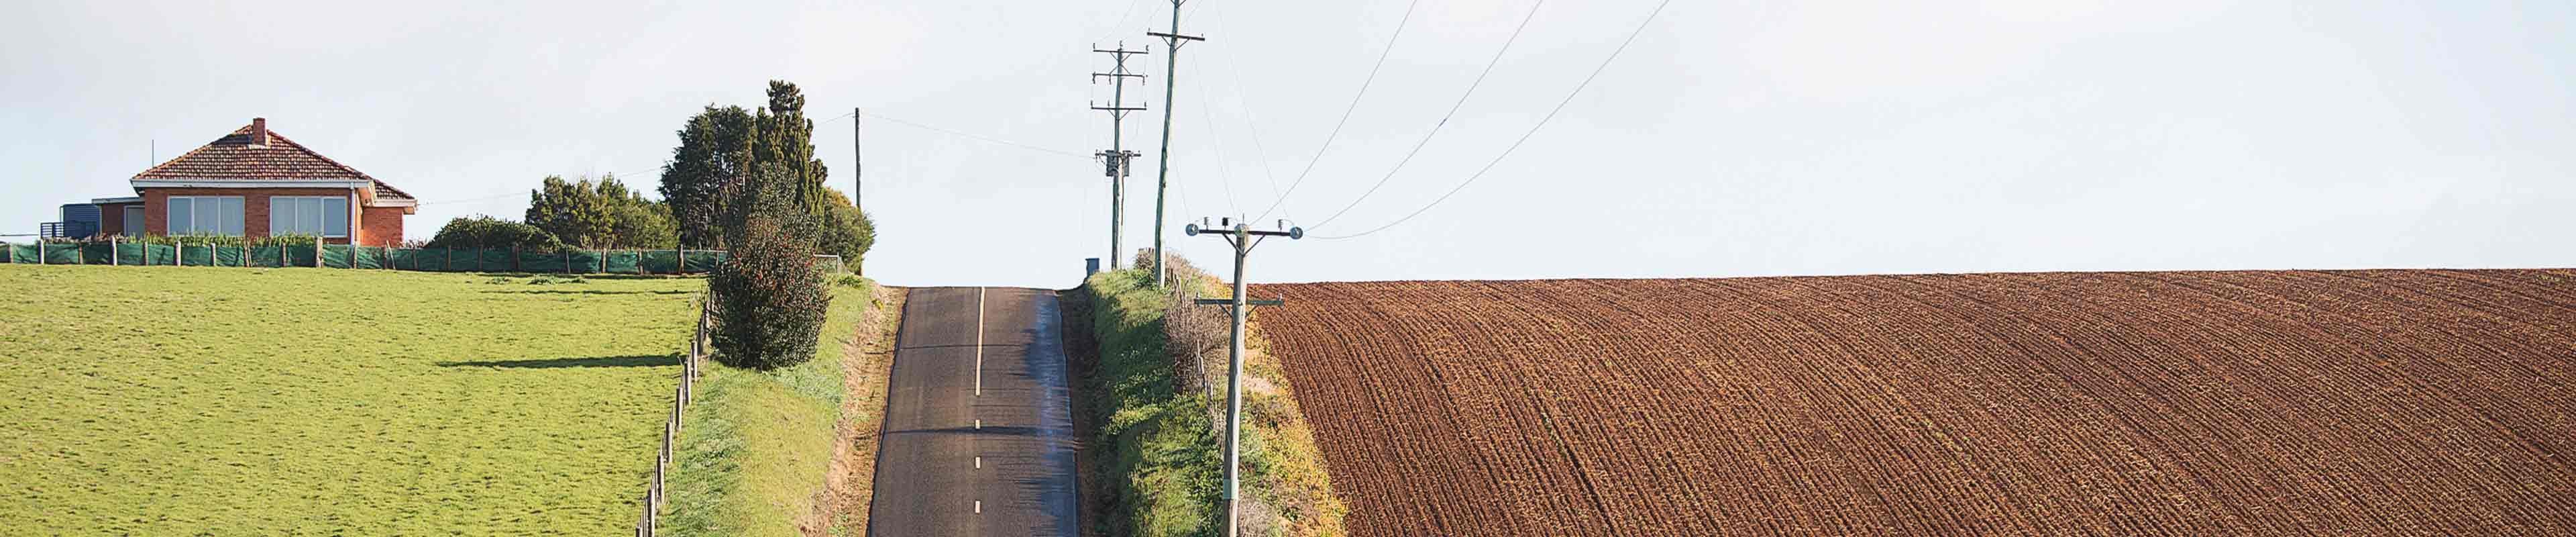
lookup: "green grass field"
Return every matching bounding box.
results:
[0,264,699,534]
[659,279,885,537]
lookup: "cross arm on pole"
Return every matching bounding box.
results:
[1147,32,1205,42]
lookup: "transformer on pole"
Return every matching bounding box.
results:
[1093,43,1149,269]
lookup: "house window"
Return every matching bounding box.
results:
[269,196,351,238]
[166,196,245,236]
[121,205,143,238]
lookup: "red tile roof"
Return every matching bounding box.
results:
[133,120,413,201]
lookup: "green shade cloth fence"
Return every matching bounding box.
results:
[3,242,731,275]
[44,244,80,264]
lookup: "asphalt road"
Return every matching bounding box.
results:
[867,287,1077,537]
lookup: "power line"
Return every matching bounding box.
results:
[417,191,527,205]
[1308,0,1548,230]
[1205,0,1289,220]
[1196,67,1242,216]
[1313,0,1674,240]
[861,111,1091,159]
[413,168,674,206]
[1252,0,1424,222]
[1090,0,1150,44]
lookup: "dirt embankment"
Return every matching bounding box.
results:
[806,284,905,536]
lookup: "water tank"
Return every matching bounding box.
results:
[58,203,100,238]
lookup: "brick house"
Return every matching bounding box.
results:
[93,118,415,246]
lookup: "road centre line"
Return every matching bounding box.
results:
[975,287,985,397]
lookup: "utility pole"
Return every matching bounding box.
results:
[865,105,875,276]
[1092,43,1148,269]
[1148,0,1204,287]
[1183,217,1301,537]
[852,107,863,277]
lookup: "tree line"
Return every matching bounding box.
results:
[425,79,860,370]
[427,80,873,270]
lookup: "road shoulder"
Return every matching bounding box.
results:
[812,284,906,536]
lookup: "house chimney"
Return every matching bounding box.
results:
[250,117,268,146]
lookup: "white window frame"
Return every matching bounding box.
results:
[268,196,351,238]
[165,196,245,236]
[120,205,144,238]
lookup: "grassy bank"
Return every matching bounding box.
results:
[659,277,897,536]
[1080,262,1346,537]
[0,264,699,534]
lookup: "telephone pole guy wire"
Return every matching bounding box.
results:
[860,111,1091,159]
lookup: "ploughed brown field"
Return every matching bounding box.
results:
[1250,270,2576,536]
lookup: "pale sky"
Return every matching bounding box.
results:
[5,1,2571,288]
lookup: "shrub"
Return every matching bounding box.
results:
[1160,257,1228,397]
[424,215,564,251]
[812,188,873,271]
[707,170,832,370]
[525,174,680,249]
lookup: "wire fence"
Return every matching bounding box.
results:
[638,294,712,536]
[0,237,735,274]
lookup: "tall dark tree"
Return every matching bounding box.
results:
[745,81,830,220]
[659,105,753,248]
[707,166,830,369]
[659,80,863,258]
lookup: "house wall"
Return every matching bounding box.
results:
[94,202,141,236]
[359,206,407,247]
[142,187,370,244]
